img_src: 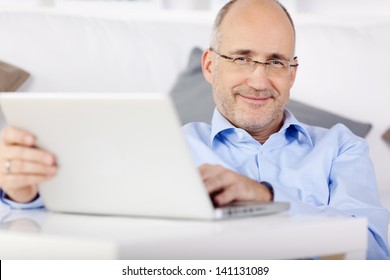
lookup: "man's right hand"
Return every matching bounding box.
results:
[0,127,57,203]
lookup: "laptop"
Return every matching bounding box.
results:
[0,92,289,219]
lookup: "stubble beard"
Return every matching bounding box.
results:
[213,84,287,133]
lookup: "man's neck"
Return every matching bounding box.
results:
[246,116,285,145]
[249,127,281,144]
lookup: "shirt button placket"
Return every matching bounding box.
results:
[257,147,264,181]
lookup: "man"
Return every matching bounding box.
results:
[182,0,390,259]
[0,0,389,259]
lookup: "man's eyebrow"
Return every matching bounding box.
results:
[229,49,256,56]
[228,50,291,61]
[268,53,290,61]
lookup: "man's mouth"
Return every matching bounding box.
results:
[237,94,272,105]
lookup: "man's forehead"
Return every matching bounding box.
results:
[222,0,288,21]
[218,25,295,58]
[217,4,295,57]
[218,0,294,40]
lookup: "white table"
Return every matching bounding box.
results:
[0,209,367,259]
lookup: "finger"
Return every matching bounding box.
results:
[0,174,53,190]
[199,164,226,181]
[0,159,57,175]
[212,185,238,206]
[214,181,270,206]
[203,174,230,194]
[0,184,39,203]
[199,164,234,194]
[2,146,55,166]
[203,167,237,193]
[1,127,35,146]
[212,183,258,206]
[198,163,214,179]
[209,172,265,205]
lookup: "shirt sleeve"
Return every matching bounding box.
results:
[330,133,390,259]
[0,189,45,210]
[274,133,390,260]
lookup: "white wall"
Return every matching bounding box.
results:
[2,0,390,14]
[295,0,390,15]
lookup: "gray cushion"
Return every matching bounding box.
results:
[169,47,372,138]
[170,48,215,124]
[287,99,372,138]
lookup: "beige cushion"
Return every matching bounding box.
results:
[0,60,29,92]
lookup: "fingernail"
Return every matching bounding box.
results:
[25,135,34,145]
[44,155,54,165]
[47,166,57,174]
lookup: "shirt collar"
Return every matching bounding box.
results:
[210,108,314,147]
[280,109,314,147]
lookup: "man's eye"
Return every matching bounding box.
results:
[233,57,252,64]
[268,60,286,68]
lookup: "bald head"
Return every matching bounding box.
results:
[210,0,295,52]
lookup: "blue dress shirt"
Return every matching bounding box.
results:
[182,108,390,260]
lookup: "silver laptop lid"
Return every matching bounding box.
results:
[1,93,217,219]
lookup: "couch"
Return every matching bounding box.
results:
[0,8,389,221]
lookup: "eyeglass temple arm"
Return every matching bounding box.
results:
[292,56,299,67]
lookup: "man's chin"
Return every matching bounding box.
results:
[232,117,271,131]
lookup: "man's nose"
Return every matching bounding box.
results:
[245,63,272,91]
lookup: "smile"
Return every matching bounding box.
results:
[237,94,272,105]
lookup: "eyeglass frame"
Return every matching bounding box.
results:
[209,47,299,76]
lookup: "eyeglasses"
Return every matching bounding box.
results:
[209,47,298,77]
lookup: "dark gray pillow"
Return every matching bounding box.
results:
[170,48,215,124]
[169,47,372,138]
[287,99,372,138]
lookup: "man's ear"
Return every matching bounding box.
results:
[202,49,213,84]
